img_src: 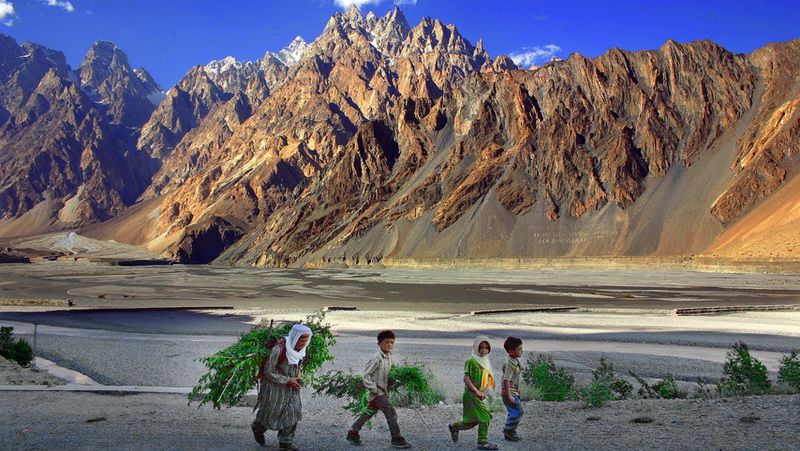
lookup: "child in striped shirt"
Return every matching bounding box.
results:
[346,330,411,449]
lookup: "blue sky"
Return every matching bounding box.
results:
[2,0,799,88]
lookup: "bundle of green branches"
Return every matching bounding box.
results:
[312,364,444,418]
[189,311,335,409]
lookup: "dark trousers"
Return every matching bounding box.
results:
[350,394,401,439]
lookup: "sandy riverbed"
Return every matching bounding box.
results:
[1,261,800,449]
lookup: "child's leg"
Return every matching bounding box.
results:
[503,395,524,432]
[477,421,490,443]
[452,420,479,430]
[373,395,402,439]
[350,404,378,432]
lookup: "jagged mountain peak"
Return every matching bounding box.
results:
[278,36,309,66]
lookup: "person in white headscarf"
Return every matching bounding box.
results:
[448,335,499,450]
[252,324,312,450]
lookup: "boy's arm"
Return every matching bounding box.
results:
[502,380,514,402]
[501,362,514,402]
[361,356,381,395]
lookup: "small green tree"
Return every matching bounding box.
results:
[718,341,772,396]
[0,326,34,367]
[522,355,574,401]
[778,351,800,391]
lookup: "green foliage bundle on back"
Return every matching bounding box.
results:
[0,326,34,367]
[311,370,368,416]
[718,341,771,396]
[388,365,445,407]
[312,363,444,417]
[778,351,800,391]
[522,354,574,401]
[189,311,336,409]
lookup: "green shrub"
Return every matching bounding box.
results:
[0,326,34,367]
[189,311,336,409]
[691,381,714,400]
[579,377,615,408]
[718,341,771,396]
[778,351,800,391]
[522,355,574,401]
[0,326,11,347]
[611,379,634,399]
[572,358,620,408]
[629,372,686,399]
[653,375,686,399]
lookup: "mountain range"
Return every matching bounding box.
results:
[0,6,797,266]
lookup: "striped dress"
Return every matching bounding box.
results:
[254,341,302,430]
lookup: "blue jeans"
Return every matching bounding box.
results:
[503,395,524,432]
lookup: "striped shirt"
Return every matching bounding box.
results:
[502,356,521,397]
[362,350,392,395]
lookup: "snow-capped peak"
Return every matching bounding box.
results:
[204,56,242,77]
[278,36,308,67]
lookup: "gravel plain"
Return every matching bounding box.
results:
[2,390,799,451]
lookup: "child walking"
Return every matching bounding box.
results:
[448,335,498,450]
[346,330,411,449]
[501,337,524,442]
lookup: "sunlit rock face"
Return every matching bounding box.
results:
[0,11,798,264]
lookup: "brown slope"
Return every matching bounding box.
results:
[80,9,798,266]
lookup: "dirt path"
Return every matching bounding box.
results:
[2,391,799,450]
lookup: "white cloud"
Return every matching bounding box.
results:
[508,44,561,68]
[394,0,417,4]
[43,0,74,13]
[333,0,382,9]
[0,0,15,25]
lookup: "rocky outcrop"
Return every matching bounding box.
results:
[77,41,161,127]
[0,35,158,234]
[710,39,800,225]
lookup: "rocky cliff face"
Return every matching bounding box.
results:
[77,41,162,127]
[0,35,156,235]
[1,8,798,264]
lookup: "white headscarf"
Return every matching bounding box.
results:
[284,324,313,365]
[471,335,494,380]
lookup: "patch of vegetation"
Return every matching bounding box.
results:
[189,311,336,409]
[630,416,654,424]
[0,326,34,367]
[690,381,714,400]
[611,378,634,399]
[522,354,574,401]
[718,341,771,396]
[586,416,601,421]
[778,351,800,391]
[629,373,686,399]
[574,359,620,408]
[740,415,760,423]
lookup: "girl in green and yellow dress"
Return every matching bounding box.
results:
[448,336,498,450]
